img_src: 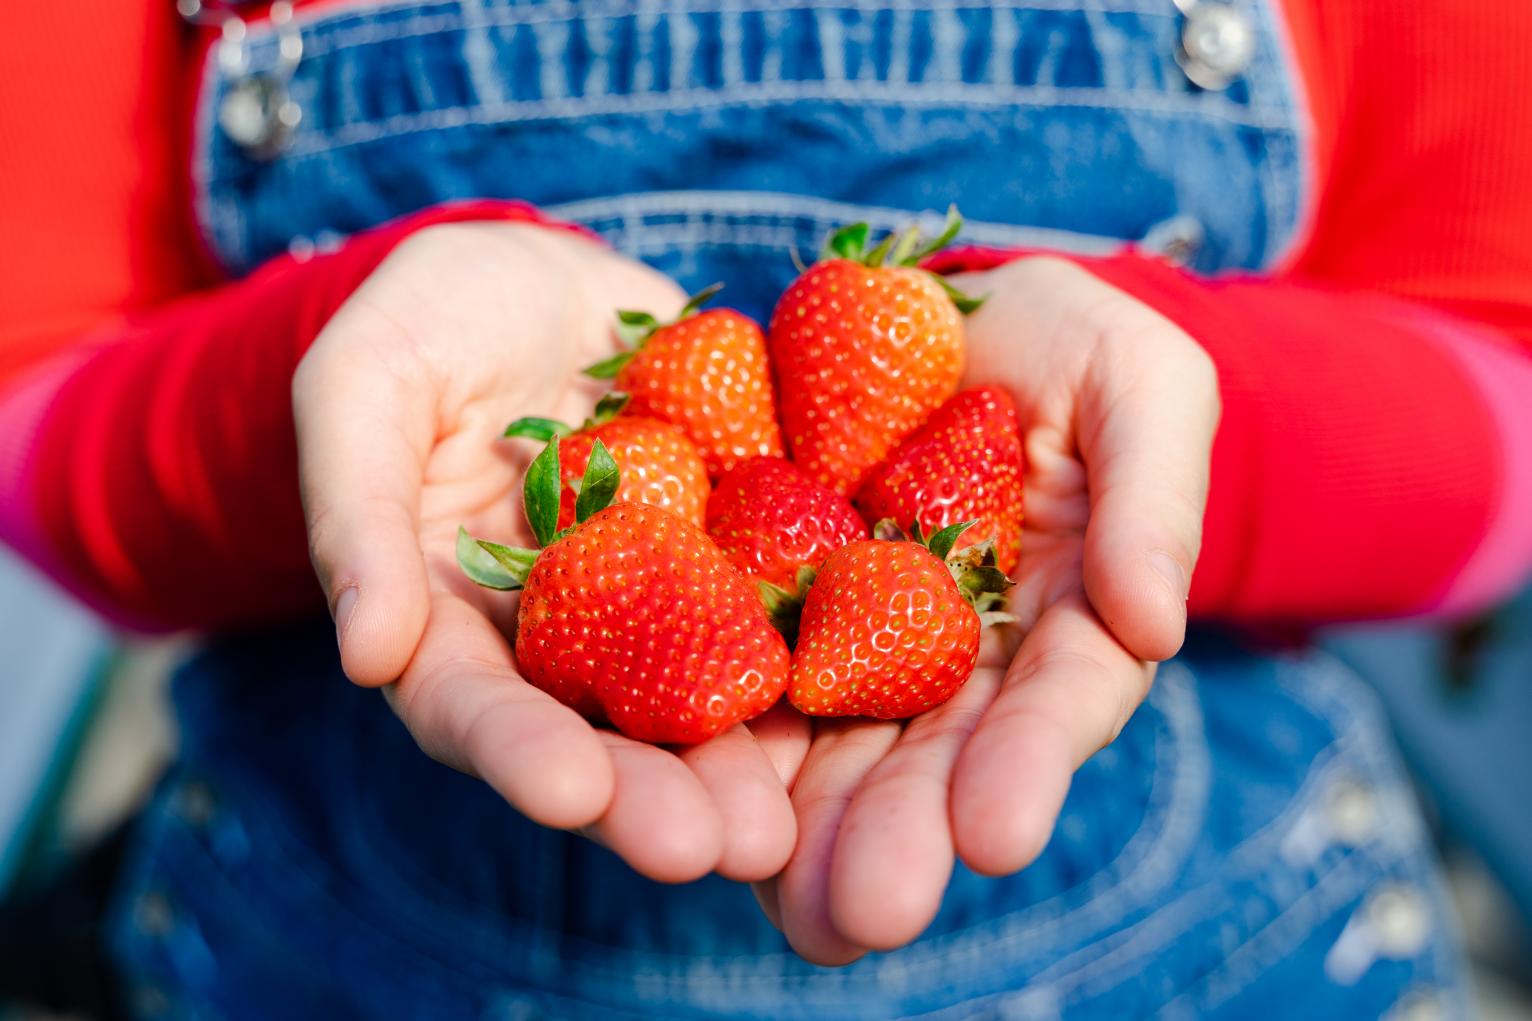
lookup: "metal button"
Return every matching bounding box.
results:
[1140,215,1204,266]
[1324,777,1380,847]
[1368,884,1432,958]
[219,74,302,160]
[1324,883,1434,983]
[1177,3,1255,91]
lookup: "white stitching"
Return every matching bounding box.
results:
[542,189,1125,250]
[272,0,1182,62]
[280,81,1291,160]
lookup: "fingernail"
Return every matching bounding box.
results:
[333,585,359,647]
[1148,551,1188,602]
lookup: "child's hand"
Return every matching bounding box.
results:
[293,223,800,884]
[753,256,1220,963]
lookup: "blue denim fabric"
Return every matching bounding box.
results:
[196,0,1309,304]
[109,626,1467,1019]
[117,1,1470,1016]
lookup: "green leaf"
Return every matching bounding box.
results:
[864,229,899,268]
[477,539,538,579]
[926,520,976,561]
[574,438,620,523]
[888,225,922,267]
[616,309,660,328]
[958,564,1012,599]
[823,222,870,262]
[680,283,724,318]
[759,580,807,648]
[589,391,631,424]
[503,416,573,441]
[456,526,527,590]
[872,518,907,543]
[523,435,562,548]
[583,349,635,380]
[794,565,818,595]
[937,277,988,316]
[909,205,964,263]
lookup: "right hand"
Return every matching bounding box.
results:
[293,221,809,884]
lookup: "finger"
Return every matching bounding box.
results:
[951,594,1154,877]
[751,878,785,933]
[777,719,902,966]
[743,700,814,788]
[1079,332,1219,661]
[390,589,616,831]
[295,304,436,687]
[584,734,726,884]
[679,724,798,882]
[827,667,1002,949]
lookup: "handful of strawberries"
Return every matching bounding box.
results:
[459,210,1025,745]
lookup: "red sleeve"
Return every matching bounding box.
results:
[0,202,572,630]
[937,2,1532,624]
[0,6,577,629]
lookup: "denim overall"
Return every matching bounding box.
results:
[110,1,1469,1017]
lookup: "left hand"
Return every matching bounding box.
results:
[751,255,1221,963]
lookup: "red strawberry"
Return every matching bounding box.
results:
[788,522,1013,719]
[504,394,709,530]
[586,286,784,479]
[855,385,1025,574]
[768,208,981,495]
[459,437,790,745]
[706,457,868,591]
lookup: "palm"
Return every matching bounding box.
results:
[754,256,1218,963]
[297,223,802,884]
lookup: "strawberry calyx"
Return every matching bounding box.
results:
[502,392,632,442]
[873,518,1018,627]
[757,565,819,647]
[456,433,622,590]
[818,206,986,315]
[583,284,725,380]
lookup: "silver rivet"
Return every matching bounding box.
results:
[1141,215,1204,265]
[1177,3,1255,90]
[1325,777,1379,846]
[219,75,301,160]
[1368,885,1432,958]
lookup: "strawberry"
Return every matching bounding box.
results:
[585,286,784,479]
[504,393,708,530]
[458,436,790,745]
[706,457,868,642]
[768,207,982,495]
[855,385,1025,574]
[788,521,1014,719]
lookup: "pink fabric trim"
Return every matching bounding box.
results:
[1409,314,1532,614]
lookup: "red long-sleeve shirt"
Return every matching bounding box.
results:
[2,1,1530,630]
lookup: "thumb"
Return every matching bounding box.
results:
[1079,332,1219,662]
[294,304,434,687]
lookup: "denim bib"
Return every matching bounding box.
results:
[194,0,1311,319]
[112,3,1471,1018]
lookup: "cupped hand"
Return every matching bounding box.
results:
[754,255,1221,963]
[293,222,800,884]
